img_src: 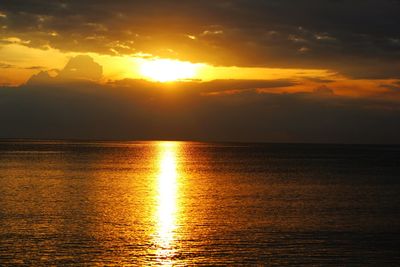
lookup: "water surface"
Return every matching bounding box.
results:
[0,141,399,265]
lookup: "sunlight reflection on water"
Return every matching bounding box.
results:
[153,142,180,265]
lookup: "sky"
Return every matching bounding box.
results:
[0,0,399,143]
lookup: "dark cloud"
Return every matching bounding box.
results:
[1,76,399,144]
[303,77,335,83]
[1,0,400,78]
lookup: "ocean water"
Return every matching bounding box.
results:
[0,141,399,266]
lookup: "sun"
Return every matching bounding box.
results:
[139,59,199,82]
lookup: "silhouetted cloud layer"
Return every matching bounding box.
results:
[0,56,399,143]
[1,0,399,78]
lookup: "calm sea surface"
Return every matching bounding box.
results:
[0,141,399,266]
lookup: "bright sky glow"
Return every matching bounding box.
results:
[139,59,201,82]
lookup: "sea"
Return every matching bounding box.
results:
[0,141,399,266]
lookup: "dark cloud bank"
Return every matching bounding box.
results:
[1,0,400,78]
[1,56,399,144]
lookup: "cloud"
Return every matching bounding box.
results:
[380,82,400,93]
[303,77,335,84]
[0,62,45,70]
[0,62,16,68]
[27,55,103,84]
[140,79,296,94]
[58,55,102,81]
[1,57,399,144]
[313,85,335,96]
[24,65,45,70]
[0,1,400,78]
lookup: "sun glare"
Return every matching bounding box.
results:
[139,59,199,82]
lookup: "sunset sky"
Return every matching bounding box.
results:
[1,1,399,143]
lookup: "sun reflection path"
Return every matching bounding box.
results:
[153,141,180,265]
